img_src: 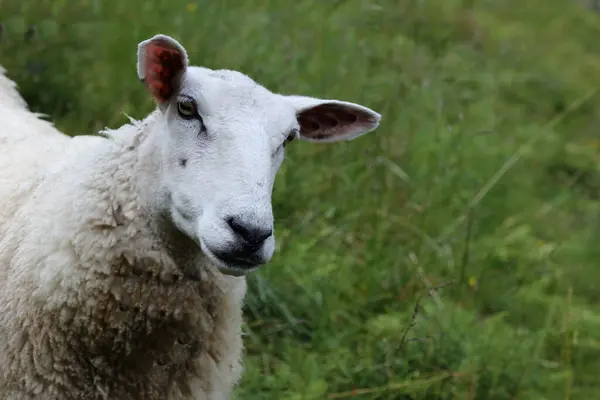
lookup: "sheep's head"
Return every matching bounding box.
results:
[137,34,381,277]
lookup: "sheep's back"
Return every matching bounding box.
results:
[0,67,75,234]
[0,66,28,111]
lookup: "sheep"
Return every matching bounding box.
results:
[0,34,382,400]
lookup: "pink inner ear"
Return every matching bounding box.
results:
[297,104,370,140]
[143,41,185,102]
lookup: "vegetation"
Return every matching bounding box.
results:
[2,0,600,398]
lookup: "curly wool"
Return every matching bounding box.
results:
[0,77,247,399]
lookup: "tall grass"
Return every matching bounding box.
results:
[2,0,600,398]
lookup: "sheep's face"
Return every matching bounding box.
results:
[137,35,381,277]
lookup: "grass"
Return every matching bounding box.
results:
[2,0,600,398]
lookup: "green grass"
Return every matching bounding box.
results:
[3,0,600,398]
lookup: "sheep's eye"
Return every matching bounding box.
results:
[283,129,298,147]
[177,99,197,119]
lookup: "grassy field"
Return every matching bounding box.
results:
[3,0,600,398]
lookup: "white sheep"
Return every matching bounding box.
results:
[0,34,381,399]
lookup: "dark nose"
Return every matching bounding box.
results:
[226,216,272,252]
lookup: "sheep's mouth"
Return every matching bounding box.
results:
[216,254,260,269]
[199,239,260,277]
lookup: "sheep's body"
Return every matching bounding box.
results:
[0,34,381,400]
[0,71,246,399]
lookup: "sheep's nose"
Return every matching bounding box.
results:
[226,216,272,252]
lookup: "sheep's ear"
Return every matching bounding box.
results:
[137,34,189,104]
[283,95,381,142]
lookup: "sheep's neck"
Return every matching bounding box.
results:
[66,119,226,388]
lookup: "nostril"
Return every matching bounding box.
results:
[226,216,245,236]
[226,216,272,248]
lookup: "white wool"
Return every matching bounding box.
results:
[0,66,28,111]
[0,34,381,400]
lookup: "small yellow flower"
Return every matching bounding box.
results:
[535,240,544,247]
[468,276,477,288]
[186,2,197,13]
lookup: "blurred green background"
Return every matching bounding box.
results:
[2,0,600,398]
